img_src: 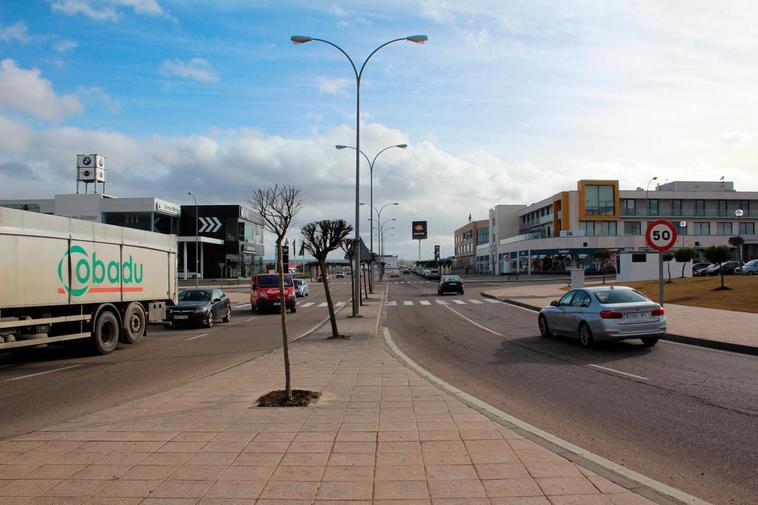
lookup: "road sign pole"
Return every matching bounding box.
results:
[658,252,664,306]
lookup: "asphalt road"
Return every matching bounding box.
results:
[0,280,352,441]
[385,277,758,505]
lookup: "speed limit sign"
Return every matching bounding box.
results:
[645,220,678,251]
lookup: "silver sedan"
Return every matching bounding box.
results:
[538,286,666,348]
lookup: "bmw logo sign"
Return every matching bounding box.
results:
[83,156,91,165]
[98,158,104,167]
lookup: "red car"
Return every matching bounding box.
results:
[251,273,296,313]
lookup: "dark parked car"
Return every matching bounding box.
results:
[704,261,742,276]
[438,275,464,295]
[692,263,712,276]
[165,288,231,328]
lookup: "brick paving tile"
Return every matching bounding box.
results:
[150,479,214,498]
[278,453,329,467]
[421,451,471,466]
[512,449,564,464]
[418,431,460,441]
[321,465,373,482]
[157,442,207,453]
[259,481,319,500]
[422,440,467,453]
[427,465,478,480]
[374,465,427,481]
[374,480,430,500]
[199,441,246,453]
[535,476,598,495]
[230,453,282,467]
[524,461,582,478]
[95,479,160,498]
[71,464,133,480]
[0,480,60,497]
[482,478,544,498]
[141,453,194,466]
[172,432,217,442]
[546,495,614,505]
[292,432,336,442]
[429,479,487,498]
[475,463,530,480]
[202,480,265,499]
[326,453,374,467]
[488,497,550,505]
[217,465,275,481]
[139,498,197,505]
[315,481,373,500]
[41,479,107,497]
[432,499,489,505]
[286,441,334,454]
[244,442,290,453]
[169,466,224,481]
[377,441,421,453]
[334,432,377,442]
[187,453,239,466]
[83,498,141,505]
[372,500,430,505]
[27,496,86,505]
[120,464,178,480]
[7,454,62,467]
[0,467,38,480]
[377,452,425,466]
[377,431,419,442]
[607,493,658,505]
[253,433,297,443]
[585,474,629,494]
[269,465,324,482]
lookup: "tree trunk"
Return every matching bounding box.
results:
[667,262,672,283]
[681,262,686,278]
[720,265,725,289]
[276,240,292,400]
[320,259,339,337]
[602,262,606,285]
[362,265,368,300]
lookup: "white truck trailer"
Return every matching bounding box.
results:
[0,207,177,354]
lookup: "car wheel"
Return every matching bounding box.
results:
[163,323,173,329]
[538,315,551,337]
[641,337,659,347]
[205,313,214,328]
[223,305,231,323]
[290,306,297,313]
[578,323,594,348]
[250,301,257,312]
[460,289,464,295]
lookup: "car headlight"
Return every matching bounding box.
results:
[195,306,209,313]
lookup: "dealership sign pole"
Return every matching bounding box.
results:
[645,220,677,306]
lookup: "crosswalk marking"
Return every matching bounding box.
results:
[385,301,397,306]
[420,300,431,306]
[484,298,500,303]
[435,300,448,305]
[403,301,414,306]
[318,302,328,307]
[301,302,314,307]
[468,299,483,304]
[452,299,465,305]
[335,301,346,307]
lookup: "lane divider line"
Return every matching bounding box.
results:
[445,306,503,336]
[184,333,209,342]
[1,364,83,383]
[381,326,710,505]
[587,364,649,381]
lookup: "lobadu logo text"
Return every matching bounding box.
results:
[57,246,144,296]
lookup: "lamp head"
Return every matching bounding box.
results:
[396,144,408,148]
[335,145,349,150]
[406,35,428,44]
[290,35,312,44]
[652,176,658,181]
[392,202,399,206]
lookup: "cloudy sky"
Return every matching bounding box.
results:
[1,1,756,259]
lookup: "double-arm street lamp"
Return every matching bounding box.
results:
[291,34,427,316]
[380,219,397,257]
[337,144,406,292]
[187,191,199,287]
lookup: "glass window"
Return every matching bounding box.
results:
[694,222,710,235]
[677,221,688,236]
[647,199,659,216]
[695,200,705,216]
[716,222,732,235]
[672,200,682,216]
[571,291,591,307]
[584,185,615,215]
[624,221,641,235]
[558,292,575,306]
[622,199,636,216]
[593,289,650,304]
[718,200,728,216]
[739,222,755,235]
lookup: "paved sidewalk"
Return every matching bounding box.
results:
[0,294,660,505]
[481,283,758,353]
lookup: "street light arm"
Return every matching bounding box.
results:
[336,145,372,168]
[358,37,410,80]
[371,144,406,168]
[308,38,359,79]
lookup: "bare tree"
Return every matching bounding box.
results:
[301,220,353,337]
[248,185,302,400]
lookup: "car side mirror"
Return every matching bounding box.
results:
[550,300,559,307]
[213,298,220,303]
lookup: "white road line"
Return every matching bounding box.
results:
[444,306,503,336]
[318,302,328,308]
[435,300,448,305]
[452,299,466,305]
[1,364,83,383]
[301,302,314,308]
[420,300,431,306]
[468,299,483,304]
[587,364,649,381]
[384,301,397,307]
[335,302,346,307]
[184,333,209,341]
[484,298,500,304]
[403,301,414,306]
[243,317,257,323]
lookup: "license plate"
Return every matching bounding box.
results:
[174,315,189,320]
[624,312,647,320]
[272,302,280,306]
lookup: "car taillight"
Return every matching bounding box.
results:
[599,310,623,319]
[651,307,665,316]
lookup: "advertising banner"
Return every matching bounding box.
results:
[412,221,428,240]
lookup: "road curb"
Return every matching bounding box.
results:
[480,292,758,356]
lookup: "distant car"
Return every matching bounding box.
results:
[737,259,758,275]
[428,269,441,280]
[402,269,411,275]
[165,288,230,328]
[294,279,310,297]
[251,273,296,313]
[538,286,665,348]
[316,274,330,282]
[181,271,203,279]
[335,272,345,278]
[390,270,400,278]
[704,261,741,276]
[438,275,464,295]
[692,263,712,276]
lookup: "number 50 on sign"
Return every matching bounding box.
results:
[645,220,678,252]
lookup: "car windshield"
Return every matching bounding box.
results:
[442,276,460,282]
[294,280,303,286]
[257,275,293,287]
[179,290,211,302]
[593,289,650,304]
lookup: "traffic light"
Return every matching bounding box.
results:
[434,244,440,261]
[281,244,290,273]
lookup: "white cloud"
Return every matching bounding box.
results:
[0,59,82,121]
[0,21,30,43]
[51,0,164,22]
[53,38,79,53]
[317,76,352,95]
[77,86,121,113]
[160,57,219,83]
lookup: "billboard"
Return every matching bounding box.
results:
[412,221,427,240]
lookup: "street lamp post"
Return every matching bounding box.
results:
[337,144,406,293]
[187,191,199,288]
[292,34,427,316]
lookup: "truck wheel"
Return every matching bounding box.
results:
[121,303,146,344]
[93,310,119,354]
